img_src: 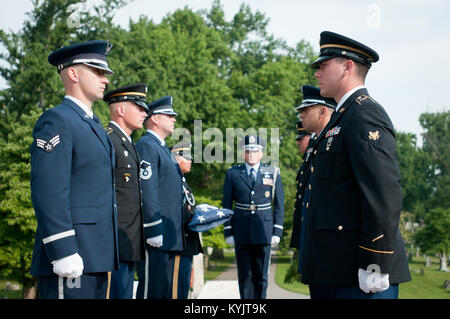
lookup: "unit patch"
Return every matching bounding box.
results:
[139,160,152,180]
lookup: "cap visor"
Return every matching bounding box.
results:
[310,55,333,69]
[83,62,114,75]
[134,100,149,111]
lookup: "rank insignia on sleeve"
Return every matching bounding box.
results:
[139,160,152,180]
[36,135,60,152]
[368,130,380,141]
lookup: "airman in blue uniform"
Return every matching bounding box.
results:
[30,40,119,299]
[103,83,149,299]
[135,96,184,299]
[223,135,284,299]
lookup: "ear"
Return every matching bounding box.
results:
[117,103,127,117]
[344,59,355,73]
[66,66,79,83]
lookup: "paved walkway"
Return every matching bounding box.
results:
[197,250,309,299]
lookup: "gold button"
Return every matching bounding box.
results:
[299,183,302,187]
[314,150,317,155]
[338,225,343,231]
[310,166,314,173]
[298,194,302,199]
[308,184,311,190]
[306,202,309,208]
[300,171,303,175]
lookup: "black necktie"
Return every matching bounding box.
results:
[250,168,256,187]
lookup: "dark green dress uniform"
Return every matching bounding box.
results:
[103,83,149,299]
[171,143,203,299]
[106,122,145,261]
[290,86,336,270]
[301,31,411,298]
[289,124,313,250]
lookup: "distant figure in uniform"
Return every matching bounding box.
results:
[300,31,411,299]
[223,135,284,299]
[103,83,149,299]
[30,40,119,299]
[294,121,312,155]
[171,142,203,299]
[289,85,336,260]
[135,96,184,299]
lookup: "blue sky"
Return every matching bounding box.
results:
[1,0,449,139]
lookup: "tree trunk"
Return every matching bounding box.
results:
[440,252,448,272]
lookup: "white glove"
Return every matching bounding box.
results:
[358,267,390,293]
[225,236,235,247]
[271,235,280,246]
[52,253,84,278]
[147,235,163,248]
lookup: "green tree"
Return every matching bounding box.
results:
[0,0,127,297]
[415,207,450,271]
[0,109,41,298]
[395,131,433,219]
[419,111,450,210]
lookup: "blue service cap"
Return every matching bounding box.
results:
[311,31,379,69]
[242,135,266,151]
[146,96,178,117]
[103,82,149,111]
[296,85,337,110]
[188,204,234,232]
[48,40,114,75]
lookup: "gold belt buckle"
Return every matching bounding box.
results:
[249,204,256,211]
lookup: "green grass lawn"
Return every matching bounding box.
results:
[0,280,22,299]
[275,253,450,299]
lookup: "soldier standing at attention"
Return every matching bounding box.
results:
[223,135,284,299]
[30,40,119,299]
[103,83,149,299]
[135,96,184,299]
[300,31,411,298]
[171,142,203,299]
[290,85,336,265]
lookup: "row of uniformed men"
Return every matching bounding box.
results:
[29,38,282,300]
[30,29,412,300]
[30,40,203,299]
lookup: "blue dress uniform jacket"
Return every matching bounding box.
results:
[106,122,145,262]
[30,98,119,276]
[300,88,411,285]
[135,131,184,251]
[223,164,284,245]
